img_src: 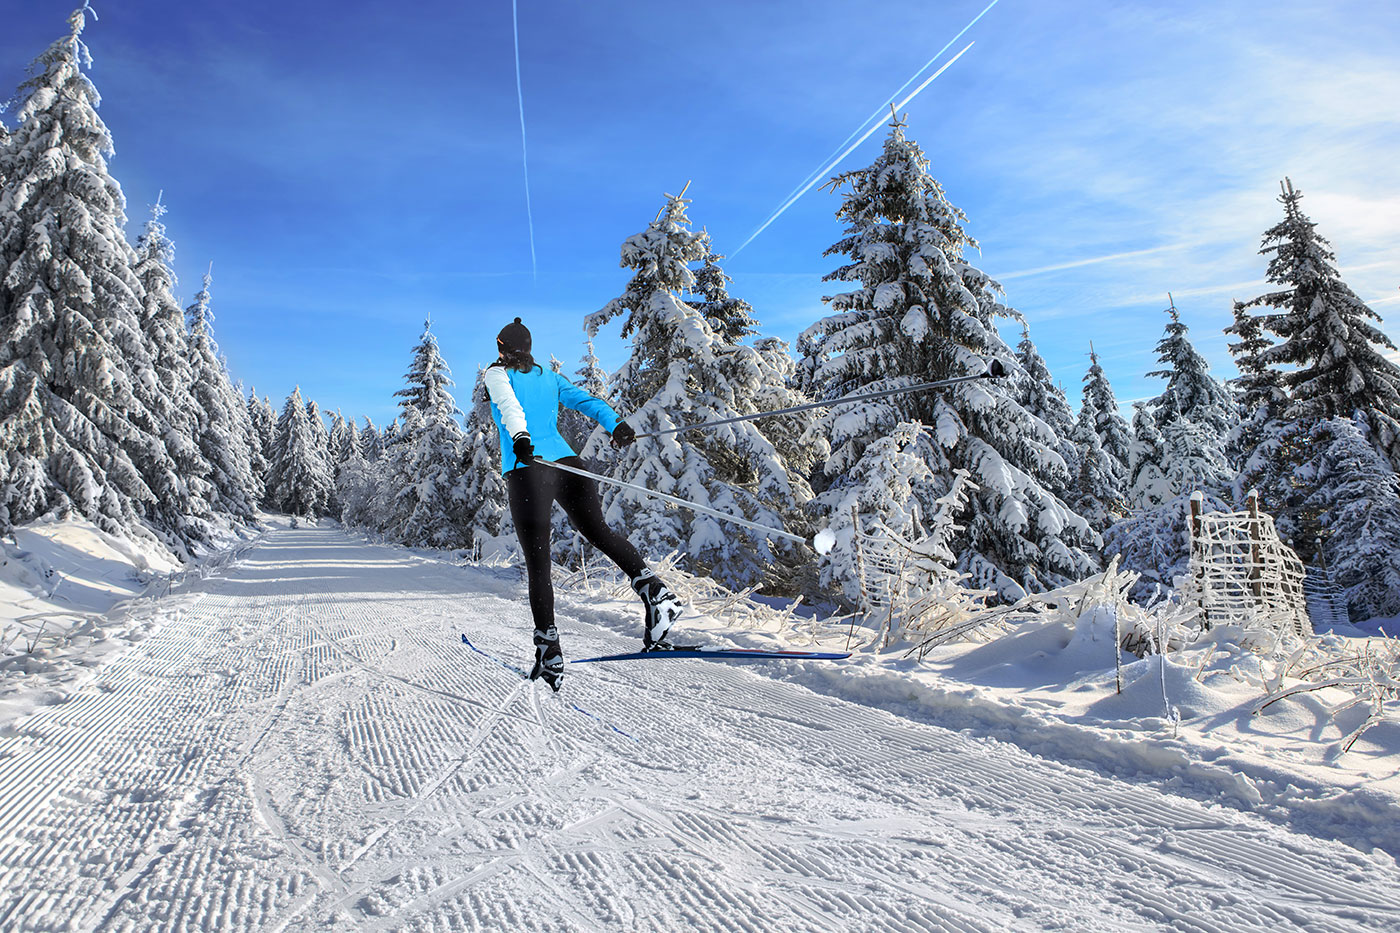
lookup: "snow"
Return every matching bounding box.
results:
[811,527,836,556]
[2,520,1400,930]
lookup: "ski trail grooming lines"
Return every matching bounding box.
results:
[460,635,637,741]
[635,360,1006,440]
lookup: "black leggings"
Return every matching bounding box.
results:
[506,457,647,631]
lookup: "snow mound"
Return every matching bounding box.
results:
[1,516,255,727]
[1087,655,1240,722]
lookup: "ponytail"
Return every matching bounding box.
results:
[495,348,538,373]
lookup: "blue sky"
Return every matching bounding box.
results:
[3,1,1398,425]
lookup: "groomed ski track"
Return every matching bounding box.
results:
[1,525,1398,932]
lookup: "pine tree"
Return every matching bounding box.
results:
[1014,323,1078,494]
[586,188,821,588]
[1249,178,1400,467]
[1069,348,1131,534]
[1224,298,1287,481]
[243,388,272,496]
[1127,299,1235,512]
[460,368,509,548]
[360,417,383,461]
[1159,413,1232,497]
[185,268,257,520]
[1108,413,1233,603]
[0,7,168,536]
[798,116,1094,598]
[228,379,263,508]
[1303,417,1400,621]
[815,421,940,605]
[1070,417,1123,534]
[1079,347,1132,471]
[688,243,757,343]
[378,321,470,548]
[338,416,363,465]
[1127,403,1169,510]
[305,399,331,458]
[1146,298,1236,436]
[131,195,213,544]
[327,409,348,463]
[267,386,333,519]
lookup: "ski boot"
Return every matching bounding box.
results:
[530,624,564,692]
[631,571,684,650]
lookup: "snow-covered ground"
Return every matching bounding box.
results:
[2,520,1399,931]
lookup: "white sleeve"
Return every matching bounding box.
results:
[483,367,529,438]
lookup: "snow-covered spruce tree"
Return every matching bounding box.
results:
[304,399,331,460]
[131,196,214,543]
[1106,413,1233,603]
[333,417,383,531]
[1301,417,1400,621]
[688,242,757,344]
[375,320,471,548]
[327,409,348,463]
[266,386,333,519]
[1079,346,1132,473]
[1249,178,1400,469]
[585,189,821,589]
[1226,299,1288,487]
[185,269,258,520]
[246,392,277,502]
[1014,323,1079,496]
[337,416,362,465]
[798,117,1093,599]
[1123,300,1234,518]
[359,417,383,461]
[228,379,263,507]
[1146,298,1236,437]
[0,7,170,538]
[1070,417,1124,535]
[1127,403,1169,510]
[1068,348,1131,534]
[459,368,509,547]
[1103,489,1230,604]
[815,421,939,605]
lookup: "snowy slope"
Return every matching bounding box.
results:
[2,523,1400,931]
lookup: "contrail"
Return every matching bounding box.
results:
[760,0,1002,224]
[993,244,1189,281]
[512,0,537,279]
[733,41,975,256]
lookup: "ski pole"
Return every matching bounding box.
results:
[635,359,1006,439]
[530,458,837,554]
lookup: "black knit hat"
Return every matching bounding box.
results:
[496,317,532,354]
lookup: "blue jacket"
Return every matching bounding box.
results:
[483,364,621,472]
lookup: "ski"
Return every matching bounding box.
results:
[572,646,851,664]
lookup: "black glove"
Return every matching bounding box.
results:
[512,432,535,464]
[610,421,636,448]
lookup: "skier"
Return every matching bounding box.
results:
[482,317,684,690]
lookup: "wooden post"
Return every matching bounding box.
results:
[1189,492,1210,630]
[1246,490,1263,603]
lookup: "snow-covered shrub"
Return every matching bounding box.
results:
[1251,632,1400,758]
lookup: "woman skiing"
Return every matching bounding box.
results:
[483,317,684,691]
